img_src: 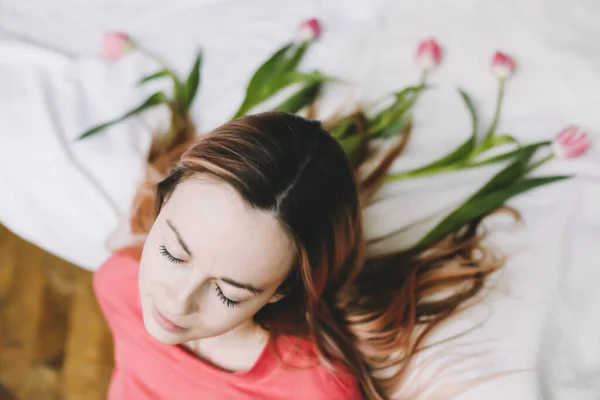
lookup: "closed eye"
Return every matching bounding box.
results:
[158,245,185,264]
[215,285,240,308]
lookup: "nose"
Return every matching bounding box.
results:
[162,280,201,316]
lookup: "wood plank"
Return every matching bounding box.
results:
[24,253,81,400]
[0,234,45,397]
[0,225,16,396]
[0,225,16,304]
[0,226,26,400]
[22,366,60,400]
[0,225,115,399]
[0,382,17,400]
[61,275,114,400]
[33,254,81,367]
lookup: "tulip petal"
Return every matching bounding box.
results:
[416,38,442,70]
[102,32,131,61]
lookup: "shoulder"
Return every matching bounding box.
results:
[92,248,141,316]
[93,248,140,289]
[313,365,362,400]
[272,336,363,400]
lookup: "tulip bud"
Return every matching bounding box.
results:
[491,51,516,79]
[415,38,442,71]
[552,125,591,159]
[103,32,133,61]
[297,18,322,42]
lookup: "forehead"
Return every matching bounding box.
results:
[160,177,295,284]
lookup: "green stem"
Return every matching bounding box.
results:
[363,93,396,117]
[138,46,169,70]
[138,45,182,88]
[483,78,505,142]
[418,69,429,86]
[524,153,555,174]
[137,45,188,119]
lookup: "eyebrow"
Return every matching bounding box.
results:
[220,277,264,295]
[166,220,193,258]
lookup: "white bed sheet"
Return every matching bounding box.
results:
[1,0,599,398]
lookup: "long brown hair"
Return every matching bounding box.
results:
[125,111,502,399]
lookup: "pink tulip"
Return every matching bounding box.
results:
[103,32,133,61]
[491,51,516,79]
[416,38,442,70]
[552,126,591,159]
[298,18,322,42]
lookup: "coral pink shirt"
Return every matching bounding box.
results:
[93,250,362,400]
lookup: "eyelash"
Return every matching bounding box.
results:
[158,245,185,264]
[159,245,239,308]
[215,285,240,308]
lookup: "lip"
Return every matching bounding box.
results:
[152,306,189,334]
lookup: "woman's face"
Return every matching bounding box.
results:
[139,177,295,345]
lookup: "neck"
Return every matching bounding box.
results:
[185,319,268,356]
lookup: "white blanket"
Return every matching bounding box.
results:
[1,0,599,398]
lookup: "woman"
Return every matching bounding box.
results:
[94,111,499,399]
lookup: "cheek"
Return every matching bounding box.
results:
[138,241,173,300]
[139,248,161,289]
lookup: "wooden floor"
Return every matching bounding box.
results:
[0,224,114,400]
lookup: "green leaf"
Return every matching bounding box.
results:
[417,175,570,248]
[138,70,170,85]
[329,115,355,139]
[77,92,169,140]
[138,69,185,111]
[271,81,322,114]
[410,89,478,167]
[426,89,479,165]
[393,85,426,101]
[232,44,294,118]
[472,145,539,198]
[466,152,517,167]
[376,115,411,139]
[234,43,317,119]
[369,86,424,136]
[285,71,339,85]
[423,143,552,244]
[479,134,518,151]
[384,89,479,181]
[386,139,474,182]
[138,68,187,116]
[466,141,550,168]
[338,134,363,161]
[250,43,306,100]
[247,43,294,95]
[183,51,203,107]
[232,97,256,120]
[279,41,310,76]
[459,134,519,165]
